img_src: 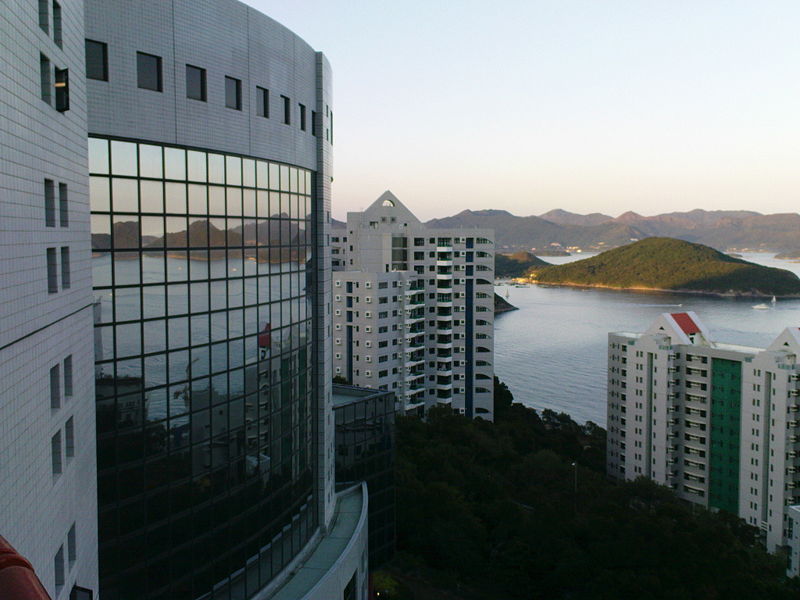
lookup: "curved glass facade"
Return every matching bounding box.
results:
[90,137,316,600]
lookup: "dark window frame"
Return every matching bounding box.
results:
[256,86,269,118]
[137,51,163,92]
[186,64,206,101]
[225,76,242,110]
[85,40,108,81]
[281,95,290,125]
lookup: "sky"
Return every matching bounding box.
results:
[245,1,800,221]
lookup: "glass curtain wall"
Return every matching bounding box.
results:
[89,137,316,600]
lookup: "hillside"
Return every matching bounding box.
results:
[539,209,612,227]
[426,210,643,250]
[495,251,549,278]
[393,380,800,600]
[531,237,800,296]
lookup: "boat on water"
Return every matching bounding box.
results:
[772,296,777,305]
[752,303,770,310]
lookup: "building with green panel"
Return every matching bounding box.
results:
[608,312,800,558]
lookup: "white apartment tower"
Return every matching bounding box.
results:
[0,0,98,596]
[608,311,800,558]
[332,192,495,419]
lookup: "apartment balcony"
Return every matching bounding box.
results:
[436,273,453,280]
[436,349,453,359]
[436,389,453,400]
[436,244,453,251]
[437,322,453,332]
[436,340,453,350]
[436,259,453,267]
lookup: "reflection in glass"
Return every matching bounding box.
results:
[242,158,255,187]
[142,255,165,285]
[142,285,165,318]
[91,138,316,600]
[141,216,164,247]
[89,138,110,174]
[208,153,224,184]
[209,186,225,215]
[166,183,187,214]
[187,150,207,182]
[226,155,242,186]
[111,140,137,176]
[139,180,163,213]
[112,178,138,213]
[188,184,206,214]
[164,147,186,181]
[139,145,163,179]
[115,287,141,322]
[90,177,111,212]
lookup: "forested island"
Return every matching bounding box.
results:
[380,380,800,599]
[495,251,550,278]
[527,237,800,297]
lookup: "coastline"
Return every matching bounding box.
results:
[528,280,800,299]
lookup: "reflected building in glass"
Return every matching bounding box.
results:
[84,1,366,599]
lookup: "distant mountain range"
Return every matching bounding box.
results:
[428,208,800,253]
[332,207,800,253]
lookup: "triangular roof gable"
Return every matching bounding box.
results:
[766,328,800,353]
[358,190,421,225]
[645,311,711,345]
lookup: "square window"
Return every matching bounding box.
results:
[85,40,108,81]
[225,76,241,110]
[137,52,162,91]
[256,86,269,117]
[186,65,206,101]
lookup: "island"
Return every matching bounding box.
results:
[495,251,550,278]
[776,250,800,260]
[527,237,800,297]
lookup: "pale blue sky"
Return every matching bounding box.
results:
[245,1,800,221]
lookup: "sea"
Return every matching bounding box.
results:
[493,252,800,427]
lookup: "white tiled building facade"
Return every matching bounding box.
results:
[1,1,370,598]
[332,192,495,419]
[0,0,98,597]
[607,311,800,566]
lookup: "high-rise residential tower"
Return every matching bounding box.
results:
[0,1,99,597]
[332,192,495,419]
[607,312,800,556]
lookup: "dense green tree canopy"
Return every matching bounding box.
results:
[395,379,799,599]
[530,237,800,296]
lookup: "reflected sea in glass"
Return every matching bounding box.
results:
[94,254,308,422]
[494,253,800,427]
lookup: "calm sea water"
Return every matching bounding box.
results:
[494,253,800,427]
